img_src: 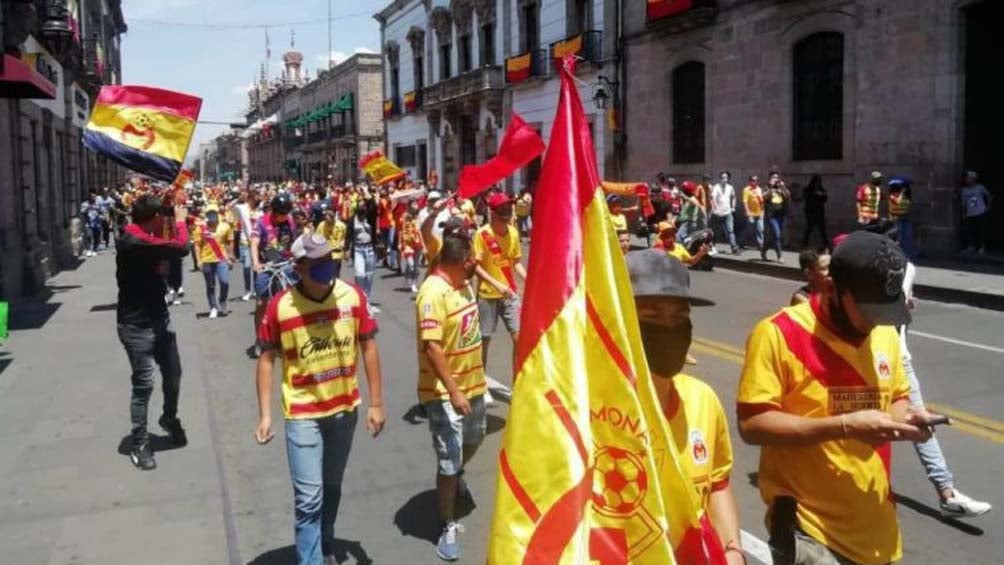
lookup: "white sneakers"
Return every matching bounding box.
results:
[940,490,992,519]
[209,308,219,319]
[240,292,253,302]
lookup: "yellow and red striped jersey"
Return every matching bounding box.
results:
[415,273,485,403]
[258,280,378,420]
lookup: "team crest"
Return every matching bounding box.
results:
[689,429,708,465]
[875,352,892,380]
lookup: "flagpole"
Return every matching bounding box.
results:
[327,0,332,70]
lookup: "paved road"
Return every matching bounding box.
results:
[1,253,1001,564]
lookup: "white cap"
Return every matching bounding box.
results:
[428,190,443,200]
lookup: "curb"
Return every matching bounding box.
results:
[712,255,1004,313]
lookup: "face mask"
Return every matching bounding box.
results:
[827,292,867,339]
[308,259,337,285]
[639,320,693,378]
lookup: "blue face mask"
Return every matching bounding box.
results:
[308,259,337,284]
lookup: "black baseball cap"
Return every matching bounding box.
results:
[626,249,713,306]
[830,231,911,326]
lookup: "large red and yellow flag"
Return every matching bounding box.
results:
[82,86,202,183]
[488,56,725,564]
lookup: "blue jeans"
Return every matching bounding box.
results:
[201,262,230,311]
[383,227,398,270]
[354,244,376,299]
[238,243,253,295]
[896,217,914,258]
[285,410,358,564]
[710,214,737,250]
[902,340,954,492]
[402,254,417,286]
[763,215,784,258]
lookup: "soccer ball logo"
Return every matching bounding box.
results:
[592,446,649,516]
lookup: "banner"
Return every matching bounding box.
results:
[82,85,202,182]
[457,113,545,199]
[506,52,532,84]
[603,181,656,218]
[488,55,725,564]
[647,0,695,22]
[359,150,406,185]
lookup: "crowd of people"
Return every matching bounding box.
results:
[102,168,994,565]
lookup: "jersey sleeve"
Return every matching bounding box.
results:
[416,285,446,342]
[710,393,734,490]
[256,294,283,350]
[352,285,379,340]
[509,227,523,259]
[889,337,911,403]
[737,318,787,418]
[472,229,486,262]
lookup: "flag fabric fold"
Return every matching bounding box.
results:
[82,85,202,183]
[457,113,545,199]
[358,150,406,185]
[488,56,726,565]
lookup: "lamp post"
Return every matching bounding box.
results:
[592,74,618,112]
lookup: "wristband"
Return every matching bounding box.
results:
[840,414,848,438]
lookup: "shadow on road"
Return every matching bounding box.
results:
[893,492,985,536]
[90,303,118,312]
[486,413,506,435]
[394,489,475,544]
[401,404,427,425]
[247,538,372,564]
[116,433,185,456]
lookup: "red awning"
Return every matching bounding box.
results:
[0,54,57,99]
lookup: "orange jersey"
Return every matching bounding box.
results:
[416,274,485,403]
[737,298,910,564]
[258,280,378,420]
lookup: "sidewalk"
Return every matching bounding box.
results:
[710,246,1004,311]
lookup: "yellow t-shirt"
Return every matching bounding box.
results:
[459,199,477,226]
[737,299,911,565]
[665,374,733,511]
[316,219,347,260]
[610,212,628,232]
[472,224,522,300]
[193,221,233,265]
[416,274,486,403]
[515,195,532,218]
[257,280,378,420]
[743,186,764,218]
[667,242,693,263]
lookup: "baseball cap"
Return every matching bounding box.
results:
[626,249,713,306]
[830,231,910,326]
[428,190,443,200]
[657,221,676,235]
[871,170,884,180]
[291,233,333,261]
[487,192,512,209]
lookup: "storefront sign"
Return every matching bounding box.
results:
[647,0,695,21]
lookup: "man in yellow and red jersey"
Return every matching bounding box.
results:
[472,192,526,401]
[626,250,745,565]
[652,221,708,267]
[737,231,941,565]
[192,210,235,319]
[254,233,385,565]
[856,171,883,226]
[415,219,486,561]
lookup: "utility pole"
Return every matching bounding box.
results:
[327,0,332,70]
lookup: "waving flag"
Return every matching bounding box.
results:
[358,150,406,185]
[603,181,656,218]
[82,86,202,182]
[488,57,726,564]
[457,113,545,198]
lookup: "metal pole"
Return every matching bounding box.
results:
[327,0,332,70]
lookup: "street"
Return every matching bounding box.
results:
[1,253,1002,564]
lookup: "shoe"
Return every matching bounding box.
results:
[241,292,253,302]
[685,353,698,366]
[731,247,740,255]
[158,415,188,447]
[483,388,495,406]
[209,308,219,319]
[370,305,381,314]
[940,490,992,518]
[177,287,185,297]
[776,256,784,264]
[165,293,174,305]
[172,299,182,306]
[411,284,418,293]
[130,439,157,470]
[436,521,464,561]
[708,246,719,256]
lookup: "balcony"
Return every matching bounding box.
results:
[646,0,716,33]
[549,30,603,66]
[506,50,550,85]
[423,66,504,109]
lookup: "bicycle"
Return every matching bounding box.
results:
[259,259,298,300]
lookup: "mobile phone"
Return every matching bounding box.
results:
[927,414,951,427]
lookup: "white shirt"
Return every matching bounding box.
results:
[710,183,735,216]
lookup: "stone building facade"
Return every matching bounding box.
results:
[0,0,127,298]
[620,0,1001,253]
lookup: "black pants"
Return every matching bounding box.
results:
[101,219,112,247]
[118,322,182,443]
[167,256,183,291]
[802,213,831,251]
[962,213,990,251]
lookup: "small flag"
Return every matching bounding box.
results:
[506,52,532,83]
[488,56,726,564]
[457,113,545,199]
[82,86,202,182]
[359,150,406,185]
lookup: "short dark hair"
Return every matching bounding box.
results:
[132,194,163,223]
[440,232,472,265]
[798,248,828,270]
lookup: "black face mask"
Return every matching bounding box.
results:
[639,320,693,378]
[827,293,867,340]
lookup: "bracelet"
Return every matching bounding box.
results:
[840,414,848,438]
[724,546,747,565]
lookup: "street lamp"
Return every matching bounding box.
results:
[41,0,74,54]
[592,75,618,111]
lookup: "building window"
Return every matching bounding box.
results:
[793,32,844,161]
[459,34,472,73]
[569,0,592,36]
[440,42,452,80]
[390,64,400,103]
[414,55,424,90]
[522,2,540,53]
[672,61,705,164]
[480,22,495,66]
[396,145,417,168]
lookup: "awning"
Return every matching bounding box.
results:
[331,93,353,112]
[0,54,56,99]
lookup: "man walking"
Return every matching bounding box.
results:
[960,171,992,254]
[738,231,940,564]
[415,220,487,561]
[710,171,738,254]
[116,195,192,470]
[741,175,765,250]
[254,233,385,565]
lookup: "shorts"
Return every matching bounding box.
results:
[426,394,487,476]
[478,296,521,338]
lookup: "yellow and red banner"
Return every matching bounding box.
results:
[404,91,418,113]
[506,52,532,84]
[82,85,202,182]
[603,181,656,218]
[383,99,394,118]
[648,0,695,21]
[552,34,584,60]
[489,55,725,564]
[358,150,406,185]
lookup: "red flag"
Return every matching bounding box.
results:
[457,113,545,198]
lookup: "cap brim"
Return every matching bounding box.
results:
[858,298,911,327]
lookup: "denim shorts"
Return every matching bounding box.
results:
[478,296,521,338]
[426,394,487,476]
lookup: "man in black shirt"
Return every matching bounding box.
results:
[116,195,193,470]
